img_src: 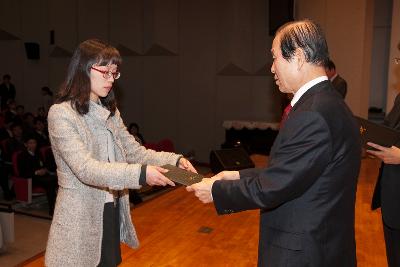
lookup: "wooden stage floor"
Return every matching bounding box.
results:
[21,155,387,267]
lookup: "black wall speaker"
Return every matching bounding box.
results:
[269,0,294,36]
[209,147,255,174]
[24,42,40,60]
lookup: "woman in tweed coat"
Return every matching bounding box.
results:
[45,39,196,267]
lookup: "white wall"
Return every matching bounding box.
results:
[369,0,392,111]
[296,0,375,117]
[0,0,280,162]
[3,0,395,161]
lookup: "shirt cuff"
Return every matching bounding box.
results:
[210,180,219,201]
[139,165,147,186]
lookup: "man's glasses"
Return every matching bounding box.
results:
[91,66,121,80]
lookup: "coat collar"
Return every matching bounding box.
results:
[291,80,332,113]
[87,100,111,123]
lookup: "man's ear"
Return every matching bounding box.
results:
[295,48,305,71]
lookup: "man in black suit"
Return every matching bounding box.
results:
[324,59,348,98]
[188,19,361,267]
[367,93,400,267]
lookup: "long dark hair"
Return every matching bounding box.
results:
[56,39,121,115]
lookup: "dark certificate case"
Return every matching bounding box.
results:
[162,164,204,186]
[355,116,400,147]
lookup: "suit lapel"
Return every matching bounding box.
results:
[269,80,332,157]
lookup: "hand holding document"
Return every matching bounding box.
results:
[146,165,176,187]
[366,143,400,164]
[186,171,240,203]
[355,116,400,148]
[186,178,216,204]
[162,164,203,186]
[212,170,240,181]
[177,157,197,173]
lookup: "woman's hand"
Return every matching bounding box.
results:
[146,165,175,187]
[178,157,198,173]
[366,142,400,164]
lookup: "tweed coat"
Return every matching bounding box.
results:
[45,101,181,266]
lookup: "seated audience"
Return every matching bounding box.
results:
[0,123,25,200]
[4,99,18,124]
[22,112,35,135]
[18,135,57,215]
[128,122,145,144]
[3,123,25,162]
[0,147,13,200]
[36,107,47,123]
[0,123,11,141]
[15,105,25,121]
[32,118,50,148]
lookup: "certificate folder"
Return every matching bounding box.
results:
[162,164,204,186]
[355,116,400,147]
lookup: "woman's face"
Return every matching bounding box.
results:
[89,63,118,102]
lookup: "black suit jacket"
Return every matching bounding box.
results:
[372,93,400,229]
[212,81,361,267]
[331,75,347,98]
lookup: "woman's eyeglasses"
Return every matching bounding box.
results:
[91,66,121,80]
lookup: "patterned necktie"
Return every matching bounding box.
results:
[280,104,292,127]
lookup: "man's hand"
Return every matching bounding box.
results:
[146,165,175,187]
[212,170,240,181]
[178,157,198,173]
[366,142,400,164]
[186,178,216,203]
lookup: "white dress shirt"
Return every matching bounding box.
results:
[291,76,328,107]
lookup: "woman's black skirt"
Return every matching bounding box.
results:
[98,200,122,267]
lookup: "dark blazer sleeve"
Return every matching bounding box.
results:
[212,111,332,214]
